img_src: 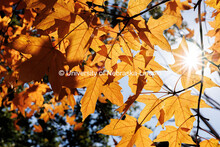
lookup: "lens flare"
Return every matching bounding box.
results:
[183,49,200,70]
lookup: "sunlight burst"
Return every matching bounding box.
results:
[183,49,200,70]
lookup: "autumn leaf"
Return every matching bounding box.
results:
[119,26,142,53]
[11,82,50,116]
[137,94,163,125]
[131,14,178,52]
[163,0,192,28]
[80,73,123,121]
[162,91,211,129]
[116,52,165,93]
[65,15,94,67]
[146,15,178,52]
[97,115,154,147]
[66,115,77,125]
[143,72,163,92]
[25,0,75,30]
[200,138,220,147]
[8,35,67,97]
[102,82,123,106]
[33,124,43,133]
[169,37,219,91]
[181,73,219,91]
[116,74,146,121]
[127,0,151,16]
[154,126,195,147]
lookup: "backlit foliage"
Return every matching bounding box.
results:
[0,0,220,146]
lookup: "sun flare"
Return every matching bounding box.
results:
[183,49,200,70]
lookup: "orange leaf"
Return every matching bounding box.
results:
[97,115,153,147]
[33,124,43,133]
[137,94,163,125]
[162,91,211,129]
[154,126,195,147]
[80,74,108,121]
[200,138,220,147]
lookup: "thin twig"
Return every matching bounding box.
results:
[195,0,205,146]
[175,81,201,94]
[129,0,171,20]
[54,21,85,48]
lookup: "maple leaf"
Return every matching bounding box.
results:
[200,138,220,147]
[11,82,50,116]
[131,14,178,52]
[162,91,211,129]
[116,52,165,93]
[154,126,195,147]
[80,72,123,121]
[116,74,146,121]
[25,0,75,30]
[137,94,163,125]
[163,0,192,28]
[170,37,219,91]
[119,26,142,53]
[143,72,163,92]
[102,82,124,106]
[66,115,77,125]
[181,74,219,91]
[64,15,94,67]
[127,0,151,16]
[8,35,67,97]
[97,115,154,147]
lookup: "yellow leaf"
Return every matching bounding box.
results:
[81,75,108,121]
[9,35,67,97]
[200,138,220,147]
[143,73,163,92]
[8,35,52,56]
[102,82,123,106]
[154,126,195,147]
[181,74,219,92]
[163,91,211,129]
[31,0,75,30]
[127,0,151,16]
[137,94,163,125]
[65,15,94,67]
[97,115,153,147]
[146,15,178,52]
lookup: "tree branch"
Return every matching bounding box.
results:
[195,0,205,146]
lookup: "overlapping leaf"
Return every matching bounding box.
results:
[97,115,153,147]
